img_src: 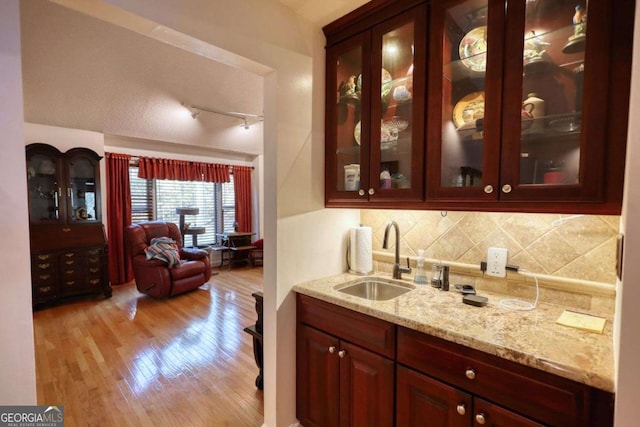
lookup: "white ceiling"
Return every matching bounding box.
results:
[276,0,369,26]
[20,0,369,159]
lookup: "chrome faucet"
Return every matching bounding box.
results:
[382,221,412,280]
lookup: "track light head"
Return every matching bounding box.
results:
[243,119,250,130]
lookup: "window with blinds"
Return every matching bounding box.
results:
[129,166,236,246]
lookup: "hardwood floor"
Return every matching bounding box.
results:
[33,267,265,427]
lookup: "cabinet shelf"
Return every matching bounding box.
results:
[456,112,581,144]
[337,136,414,157]
[443,23,586,83]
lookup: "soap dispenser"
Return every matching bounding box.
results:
[414,250,428,285]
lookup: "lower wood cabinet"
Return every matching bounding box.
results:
[296,294,614,427]
[397,326,614,427]
[297,295,395,427]
[397,365,543,427]
[297,324,394,427]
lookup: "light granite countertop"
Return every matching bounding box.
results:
[292,272,615,393]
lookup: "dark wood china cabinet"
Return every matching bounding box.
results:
[324,0,634,214]
[26,143,111,307]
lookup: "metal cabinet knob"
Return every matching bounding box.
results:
[338,350,346,358]
[502,184,512,193]
[358,189,365,196]
[483,185,493,194]
[475,413,487,424]
[456,404,466,415]
[368,188,375,195]
[465,368,476,380]
[328,346,336,354]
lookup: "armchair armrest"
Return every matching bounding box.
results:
[180,247,208,260]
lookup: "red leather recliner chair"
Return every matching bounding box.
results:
[125,221,212,298]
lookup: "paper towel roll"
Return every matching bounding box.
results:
[349,226,373,275]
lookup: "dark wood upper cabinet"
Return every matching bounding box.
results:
[324,1,427,206]
[324,0,634,214]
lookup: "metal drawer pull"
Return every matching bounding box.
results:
[66,281,75,286]
[358,189,365,196]
[368,188,375,195]
[328,346,336,354]
[483,185,493,194]
[65,253,74,258]
[62,227,71,232]
[456,404,466,415]
[38,263,50,269]
[89,268,99,273]
[65,260,74,265]
[37,255,50,261]
[465,368,476,380]
[40,286,51,293]
[502,184,512,193]
[475,413,486,424]
[338,350,346,358]
[89,279,100,285]
[39,274,51,280]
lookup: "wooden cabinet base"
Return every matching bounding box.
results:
[30,224,111,308]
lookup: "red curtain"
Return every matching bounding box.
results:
[138,156,230,182]
[233,166,252,233]
[105,152,133,285]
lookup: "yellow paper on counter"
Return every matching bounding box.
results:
[556,310,606,334]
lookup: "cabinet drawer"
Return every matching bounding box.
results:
[33,283,57,298]
[297,294,396,358]
[397,327,592,427]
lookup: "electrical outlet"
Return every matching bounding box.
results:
[487,247,508,277]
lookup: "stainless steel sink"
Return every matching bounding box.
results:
[335,279,414,301]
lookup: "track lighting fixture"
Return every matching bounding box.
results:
[182,102,262,129]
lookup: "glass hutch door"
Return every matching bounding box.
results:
[67,149,101,222]
[26,146,63,223]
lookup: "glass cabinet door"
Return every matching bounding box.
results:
[500,0,595,200]
[27,151,62,222]
[67,150,100,222]
[427,0,504,200]
[325,5,426,205]
[440,1,488,189]
[327,34,370,200]
[369,4,426,201]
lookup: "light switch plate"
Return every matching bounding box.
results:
[487,247,508,277]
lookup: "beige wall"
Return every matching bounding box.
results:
[362,210,620,284]
[0,0,37,404]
